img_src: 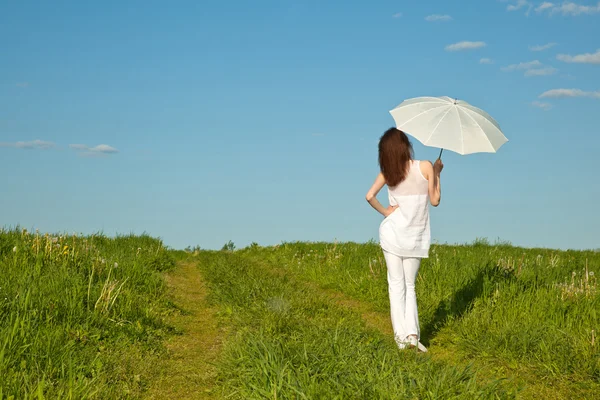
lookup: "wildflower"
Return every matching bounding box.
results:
[114,262,118,268]
[590,272,595,277]
[101,258,106,264]
[13,246,17,252]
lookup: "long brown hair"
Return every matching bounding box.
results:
[378,127,413,187]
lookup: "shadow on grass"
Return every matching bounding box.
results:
[420,264,500,346]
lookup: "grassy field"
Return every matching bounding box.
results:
[0,229,176,399]
[198,249,512,399]
[2,228,598,399]
[199,240,599,399]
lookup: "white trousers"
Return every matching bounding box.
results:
[383,251,421,343]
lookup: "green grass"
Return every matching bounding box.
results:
[198,250,515,399]
[233,240,600,398]
[0,228,176,399]
[3,226,598,399]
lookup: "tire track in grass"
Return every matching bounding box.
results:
[145,260,222,400]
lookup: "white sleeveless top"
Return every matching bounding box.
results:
[379,160,431,258]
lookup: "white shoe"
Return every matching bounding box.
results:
[407,336,428,353]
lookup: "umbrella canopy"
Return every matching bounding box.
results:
[389,96,508,155]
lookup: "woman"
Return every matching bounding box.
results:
[365,127,443,352]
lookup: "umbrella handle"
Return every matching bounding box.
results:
[438,148,444,160]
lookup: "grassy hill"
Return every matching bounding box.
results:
[1,230,598,399]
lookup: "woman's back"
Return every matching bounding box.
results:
[379,160,431,258]
[388,160,429,198]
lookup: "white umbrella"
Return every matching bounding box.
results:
[389,96,508,158]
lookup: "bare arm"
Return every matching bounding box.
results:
[421,160,443,207]
[365,172,398,217]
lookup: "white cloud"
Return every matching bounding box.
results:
[537,1,600,15]
[480,58,494,64]
[92,144,118,153]
[532,101,553,110]
[539,88,600,98]
[535,2,555,12]
[392,12,402,18]
[425,14,452,22]
[554,1,600,15]
[501,60,543,71]
[524,67,558,76]
[507,0,533,15]
[557,49,600,64]
[69,143,119,155]
[530,42,557,51]
[445,41,487,51]
[507,0,530,10]
[502,60,557,77]
[0,140,55,149]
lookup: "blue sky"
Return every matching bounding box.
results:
[1,0,599,250]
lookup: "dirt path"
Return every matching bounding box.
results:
[145,260,221,400]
